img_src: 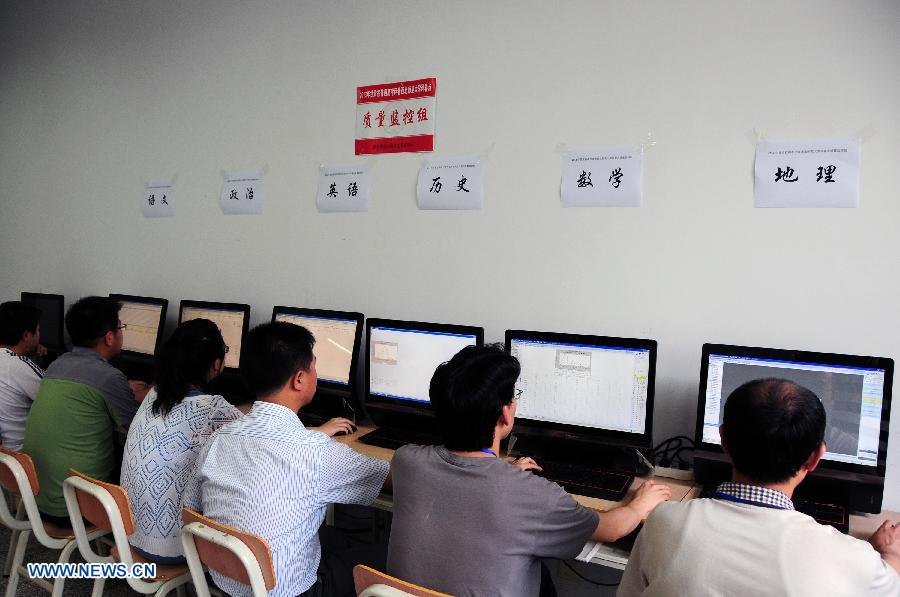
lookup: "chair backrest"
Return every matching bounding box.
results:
[65,469,135,535]
[353,565,453,597]
[359,584,420,597]
[0,446,39,496]
[181,508,276,592]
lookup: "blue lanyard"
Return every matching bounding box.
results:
[480,448,497,457]
[713,492,789,510]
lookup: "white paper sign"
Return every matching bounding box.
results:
[220,171,264,215]
[561,146,643,207]
[754,138,860,208]
[316,164,370,213]
[142,181,175,218]
[416,155,483,210]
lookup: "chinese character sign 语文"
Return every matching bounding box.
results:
[560,146,643,207]
[316,163,371,213]
[356,78,436,155]
[416,155,484,210]
[142,181,175,218]
[219,171,264,215]
[754,138,860,208]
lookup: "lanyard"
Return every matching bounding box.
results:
[480,448,497,457]
[713,491,790,511]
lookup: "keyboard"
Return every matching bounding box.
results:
[698,485,849,534]
[358,427,442,450]
[533,460,634,501]
[298,412,330,427]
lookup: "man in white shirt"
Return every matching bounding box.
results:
[619,378,900,597]
[0,301,44,450]
[183,321,389,597]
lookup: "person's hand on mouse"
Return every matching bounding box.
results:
[315,417,356,437]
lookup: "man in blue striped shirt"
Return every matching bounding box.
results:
[183,322,390,597]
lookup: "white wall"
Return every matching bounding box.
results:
[2,0,899,508]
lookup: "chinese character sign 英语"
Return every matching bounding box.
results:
[416,155,484,210]
[142,181,175,218]
[316,163,371,213]
[356,78,436,155]
[754,138,860,208]
[220,171,264,215]
[561,146,643,207]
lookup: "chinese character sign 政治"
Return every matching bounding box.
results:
[356,78,436,155]
[219,171,264,215]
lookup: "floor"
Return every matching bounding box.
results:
[0,505,622,596]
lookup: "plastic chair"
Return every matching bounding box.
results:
[0,447,108,597]
[353,565,453,597]
[180,507,275,597]
[62,469,192,597]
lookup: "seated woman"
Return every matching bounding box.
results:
[120,318,242,565]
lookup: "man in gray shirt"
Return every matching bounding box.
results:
[387,345,671,597]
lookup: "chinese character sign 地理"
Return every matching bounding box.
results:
[754,138,860,208]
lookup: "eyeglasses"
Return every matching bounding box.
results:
[116,323,128,331]
[224,345,230,354]
[513,388,523,401]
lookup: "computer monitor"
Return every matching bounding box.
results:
[365,319,483,415]
[20,292,65,352]
[694,344,894,478]
[178,301,250,370]
[272,307,364,393]
[506,330,657,449]
[109,294,168,358]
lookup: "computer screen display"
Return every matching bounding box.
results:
[697,344,893,472]
[20,292,65,351]
[368,320,482,404]
[110,295,167,357]
[179,302,250,369]
[508,331,655,438]
[272,308,362,387]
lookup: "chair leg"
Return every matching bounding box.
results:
[3,497,25,576]
[48,540,78,597]
[4,528,30,597]
[90,577,107,597]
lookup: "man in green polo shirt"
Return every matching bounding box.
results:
[24,296,145,526]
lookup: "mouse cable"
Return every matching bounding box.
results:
[560,560,620,587]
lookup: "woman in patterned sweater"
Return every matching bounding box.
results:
[120,318,243,564]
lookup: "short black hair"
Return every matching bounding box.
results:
[0,301,42,346]
[241,321,315,398]
[429,344,521,451]
[65,296,122,348]
[153,319,227,416]
[722,378,826,484]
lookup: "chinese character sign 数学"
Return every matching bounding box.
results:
[561,146,643,207]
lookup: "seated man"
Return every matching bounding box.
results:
[183,321,389,597]
[23,296,141,526]
[0,301,44,450]
[618,378,900,596]
[387,344,671,597]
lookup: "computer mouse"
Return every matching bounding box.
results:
[335,425,358,437]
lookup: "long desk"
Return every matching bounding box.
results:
[336,424,899,570]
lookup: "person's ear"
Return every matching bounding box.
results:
[291,369,305,392]
[718,425,730,456]
[498,403,514,429]
[803,442,826,473]
[104,330,116,347]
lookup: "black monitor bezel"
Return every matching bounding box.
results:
[178,300,251,370]
[365,318,484,416]
[20,292,65,352]
[271,306,364,394]
[109,294,168,359]
[506,329,657,449]
[694,343,894,478]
